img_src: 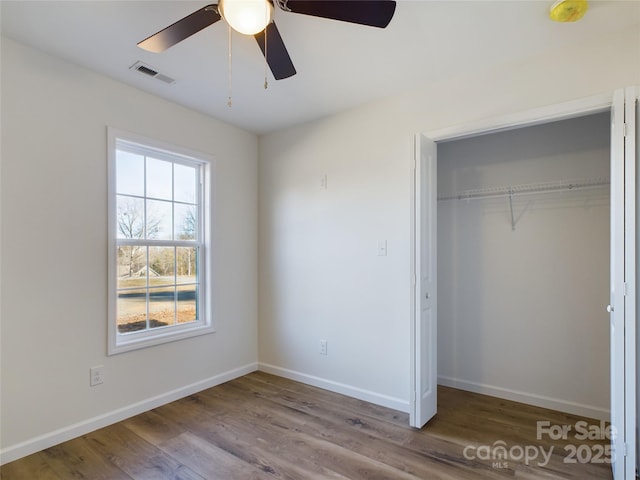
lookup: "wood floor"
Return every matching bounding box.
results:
[1,372,613,479]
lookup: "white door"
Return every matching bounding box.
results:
[622,87,637,480]
[410,133,437,428]
[634,91,640,480]
[610,87,626,480]
[610,87,637,480]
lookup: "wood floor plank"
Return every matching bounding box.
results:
[176,407,354,478]
[147,398,327,479]
[120,409,186,446]
[85,422,205,480]
[249,371,411,426]
[0,451,65,480]
[38,436,133,479]
[157,432,277,480]
[1,372,613,480]
[188,394,424,480]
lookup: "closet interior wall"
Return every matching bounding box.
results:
[437,112,611,420]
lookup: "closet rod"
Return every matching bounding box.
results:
[437,178,610,202]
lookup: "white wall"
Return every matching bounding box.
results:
[258,102,412,410]
[258,25,639,410]
[0,37,258,462]
[437,113,611,419]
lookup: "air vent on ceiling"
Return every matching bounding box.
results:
[129,61,176,85]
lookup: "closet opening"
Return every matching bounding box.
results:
[436,111,611,421]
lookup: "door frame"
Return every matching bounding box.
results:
[410,90,636,476]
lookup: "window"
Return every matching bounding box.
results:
[108,129,213,354]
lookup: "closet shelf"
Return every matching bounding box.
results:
[437,177,610,202]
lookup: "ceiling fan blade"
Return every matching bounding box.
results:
[138,4,221,53]
[255,22,296,80]
[279,0,396,28]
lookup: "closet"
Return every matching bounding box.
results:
[436,112,611,420]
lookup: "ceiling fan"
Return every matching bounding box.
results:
[138,0,397,80]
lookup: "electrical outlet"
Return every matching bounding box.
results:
[90,366,104,386]
[319,340,328,355]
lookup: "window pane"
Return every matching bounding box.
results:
[175,204,197,240]
[177,247,197,283]
[111,133,209,353]
[149,247,175,285]
[117,288,147,333]
[174,163,197,204]
[146,157,173,200]
[116,196,145,239]
[147,199,172,240]
[178,285,197,323]
[117,246,147,287]
[149,286,175,327]
[116,151,144,196]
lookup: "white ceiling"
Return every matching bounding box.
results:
[2,0,639,134]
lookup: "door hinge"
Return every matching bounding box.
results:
[623,123,628,137]
[623,282,628,296]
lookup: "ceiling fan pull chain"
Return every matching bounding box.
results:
[227,24,233,107]
[264,21,269,89]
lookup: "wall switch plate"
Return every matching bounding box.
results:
[90,366,104,386]
[319,340,328,355]
[320,174,328,189]
[377,240,387,256]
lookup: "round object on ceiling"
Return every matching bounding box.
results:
[549,0,589,22]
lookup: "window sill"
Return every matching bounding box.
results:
[108,322,216,355]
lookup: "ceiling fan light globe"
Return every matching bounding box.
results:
[219,0,273,35]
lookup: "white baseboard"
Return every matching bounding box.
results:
[438,375,610,421]
[0,362,258,465]
[258,363,410,413]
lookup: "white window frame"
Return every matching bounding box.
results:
[107,128,215,355]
